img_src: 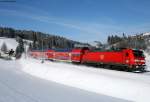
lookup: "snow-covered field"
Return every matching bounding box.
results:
[20,57,150,102]
[0,59,131,102]
[0,37,18,50]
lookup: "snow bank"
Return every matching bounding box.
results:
[20,58,150,102]
[0,37,18,50]
[144,52,150,71]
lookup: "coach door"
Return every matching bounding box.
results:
[123,50,130,65]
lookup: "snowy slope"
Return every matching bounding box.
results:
[0,59,130,102]
[0,37,18,50]
[20,58,150,102]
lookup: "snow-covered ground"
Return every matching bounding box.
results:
[145,52,150,71]
[0,59,130,102]
[0,37,18,50]
[19,57,150,102]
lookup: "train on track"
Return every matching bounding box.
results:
[29,47,146,72]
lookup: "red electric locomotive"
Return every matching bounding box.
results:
[81,48,146,71]
[29,47,146,71]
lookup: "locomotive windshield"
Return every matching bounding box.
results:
[133,50,145,57]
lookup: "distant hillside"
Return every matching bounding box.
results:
[0,27,89,49]
[107,32,150,53]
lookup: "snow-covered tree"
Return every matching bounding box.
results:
[1,42,8,53]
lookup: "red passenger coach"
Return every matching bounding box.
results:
[29,50,44,59]
[71,47,89,63]
[54,49,72,62]
[46,49,72,62]
[45,49,55,60]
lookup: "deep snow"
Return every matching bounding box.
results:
[0,59,130,102]
[20,57,150,102]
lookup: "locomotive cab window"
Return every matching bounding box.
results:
[133,50,144,57]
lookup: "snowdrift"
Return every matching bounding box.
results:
[20,58,150,102]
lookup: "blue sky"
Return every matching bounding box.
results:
[0,0,150,43]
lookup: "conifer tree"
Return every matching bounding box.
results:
[1,42,8,53]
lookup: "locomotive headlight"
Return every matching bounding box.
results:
[134,59,139,62]
[126,60,129,63]
[134,59,145,62]
[140,60,145,62]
